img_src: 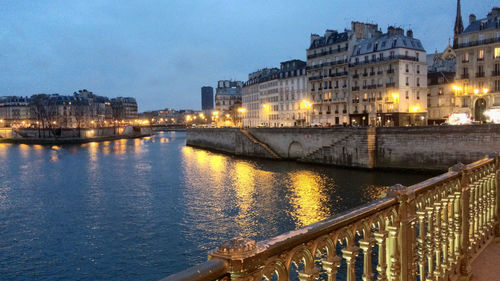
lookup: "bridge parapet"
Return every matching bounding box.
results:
[162,156,500,281]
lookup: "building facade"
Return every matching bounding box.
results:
[349,27,428,126]
[214,80,243,114]
[453,6,500,122]
[278,60,308,127]
[201,86,214,111]
[427,46,457,124]
[110,97,138,121]
[0,96,30,127]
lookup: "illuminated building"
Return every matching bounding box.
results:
[427,45,457,124]
[453,4,500,122]
[242,60,307,127]
[349,26,428,126]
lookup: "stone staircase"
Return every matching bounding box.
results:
[302,133,355,162]
[240,129,281,159]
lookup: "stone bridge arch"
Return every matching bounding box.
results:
[288,141,305,159]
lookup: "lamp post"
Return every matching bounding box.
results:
[237,107,246,128]
[301,99,312,127]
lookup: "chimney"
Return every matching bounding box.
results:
[387,26,395,35]
[406,29,413,38]
[310,34,320,44]
[469,14,476,24]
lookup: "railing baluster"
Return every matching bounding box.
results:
[342,246,359,281]
[359,239,374,281]
[374,231,388,281]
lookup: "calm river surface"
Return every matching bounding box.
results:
[0,131,434,280]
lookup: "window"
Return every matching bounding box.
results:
[406,77,409,86]
[405,91,409,99]
[405,64,409,72]
[417,65,420,73]
[495,48,500,59]
[417,77,420,87]
[463,52,469,62]
[478,49,484,60]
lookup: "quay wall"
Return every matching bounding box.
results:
[186,128,272,158]
[186,125,500,171]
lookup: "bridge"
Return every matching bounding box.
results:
[162,156,500,281]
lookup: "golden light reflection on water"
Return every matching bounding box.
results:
[0,143,11,157]
[288,170,330,227]
[19,144,29,158]
[234,161,256,236]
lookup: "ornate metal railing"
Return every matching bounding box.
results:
[162,157,500,281]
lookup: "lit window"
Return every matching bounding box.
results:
[478,49,484,60]
[495,48,500,59]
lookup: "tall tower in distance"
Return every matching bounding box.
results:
[454,0,464,44]
[201,86,214,111]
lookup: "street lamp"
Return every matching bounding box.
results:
[301,99,312,127]
[237,107,246,127]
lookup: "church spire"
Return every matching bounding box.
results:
[454,0,464,37]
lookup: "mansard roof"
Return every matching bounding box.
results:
[309,31,350,49]
[352,33,425,56]
[463,9,500,34]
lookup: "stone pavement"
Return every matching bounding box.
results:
[471,241,500,281]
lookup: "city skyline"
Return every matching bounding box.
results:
[0,0,494,111]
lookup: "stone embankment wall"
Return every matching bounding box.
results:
[186,125,500,171]
[186,128,272,158]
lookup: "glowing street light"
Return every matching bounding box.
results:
[237,107,246,113]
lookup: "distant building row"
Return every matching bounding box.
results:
[240,3,500,127]
[0,89,138,128]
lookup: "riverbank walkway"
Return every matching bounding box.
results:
[163,156,500,281]
[471,240,500,281]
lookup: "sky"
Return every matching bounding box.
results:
[0,0,495,111]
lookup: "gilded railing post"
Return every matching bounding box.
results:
[359,239,374,281]
[374,231,388,281]
[322,256,341,281]
[209,237,258,281]
[458,169,472,281]
[495,156,500,242]
[341,246,359,281]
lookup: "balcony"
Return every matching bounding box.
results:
[386,82,396,88]
[387,69,394,74]
[306,47,349,59]
[334,110,339,114]
[362,98,368,102]
[377,97,383,101]
[476,72,485,78]
[462,59,470,63]
[367,85,377,89]
[342,109,347,113]
[352,86,360,91]
[369,72,375,76]
[362,73,368,77]
[461,73,469,79]
[377,71,383,75]
[352,99,360,103]
[454,36,500,49]
[492,71,500,77]
[342,85,347,88]
[349,55,419,67]
[353,74,359,78]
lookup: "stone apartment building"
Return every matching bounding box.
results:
[214,80,243,114]
[306,25,360,126]
[278,60,308,127]
[349,27,428,126]
[242,68,279,127]
[453,5,500,122]
[242,60,307,127]
[306,22,427,127]
[0,96,30,126]
[427,45,457,124]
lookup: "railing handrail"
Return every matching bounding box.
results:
[246,197,396,260]
[160,260,228,281]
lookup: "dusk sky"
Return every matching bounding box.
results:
[0,0,495,111]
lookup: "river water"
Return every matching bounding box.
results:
[0,131,434,280]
